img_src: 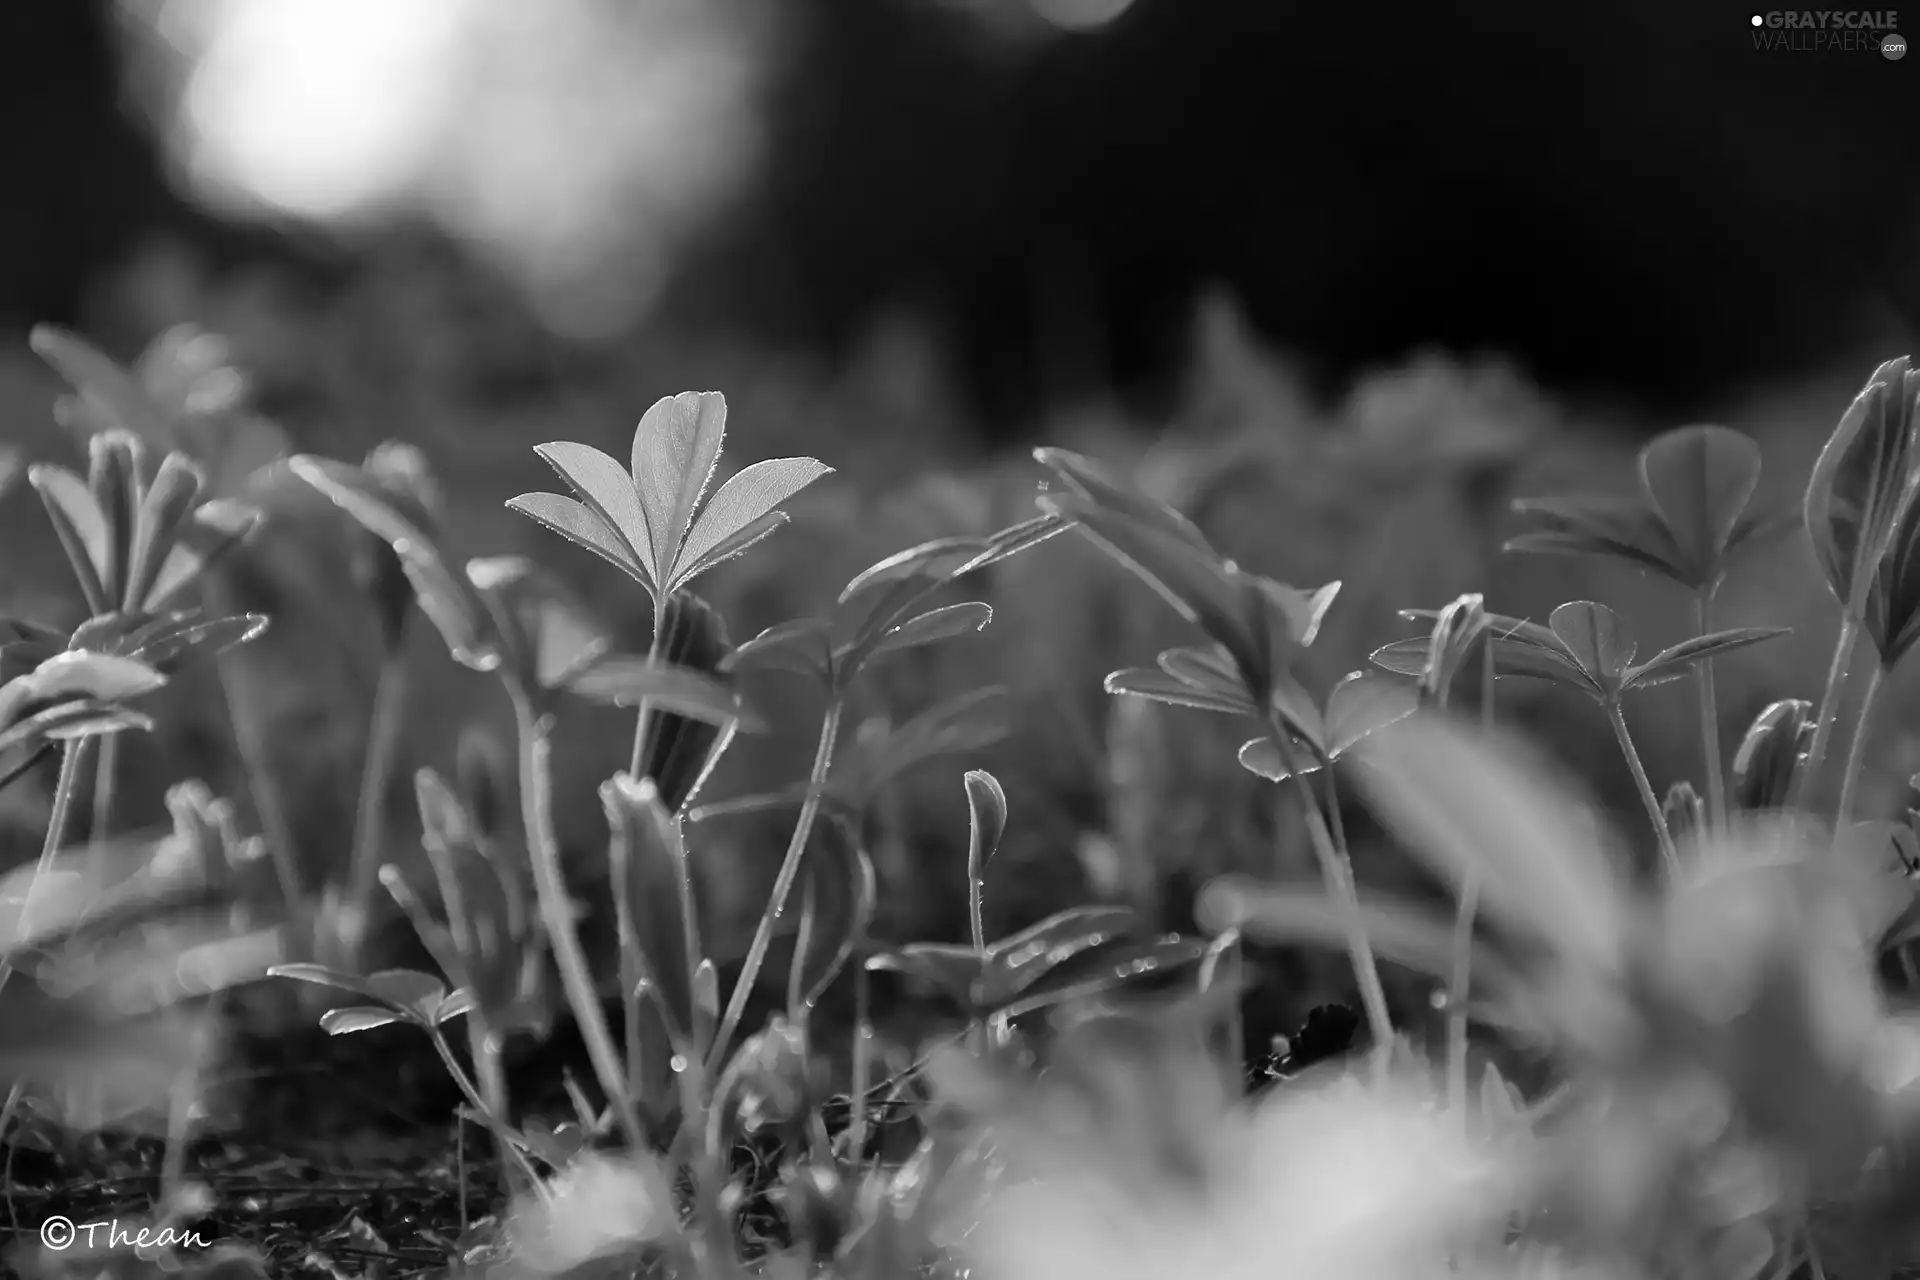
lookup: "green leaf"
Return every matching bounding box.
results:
[964,770,1008,887]
[1236,735,1316,783]
[836,686,1010,802]
[1504,494,1681,581]
[1730,699,1814,813]
[1623,626,1791,689]
[837,537,987,606]
[865,600,994,661]
[865,943,980,1010]
[726,618,833,683]
[604,774,701,1045]
[1368,637,1432,678]
[530,440,655,582]
[0,653,166,732]
[997,934,1212,1019]
[365,968,449,1019]
[29,463,112,615]
[982,905,1137,1008]
[319,1006,407,1036]
[291,456,502,672]
[1324,672,1419,755]
[632,391,729,576]
[1155,645,1250,705]
[89,610,268,671]
[1032,448,1213,553]
[0,702,153,760]
[672,456,833,588]
[1548,601,1634,690]
[434,987,477,1025]
[564,655,761,730]
[268,962,385,1003]
[791,816,876,1013]
[1804,357,1920,617]
[505,491,648,588]
[1638,425,1762,585]
[30,326,171,442]
[466,557,611,690]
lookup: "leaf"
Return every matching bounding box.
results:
[1549,601,1634,689]
[29,464,112,614]
[1103,667,1251,715]
[998,934,1212,1019]
[604,774,700,1045]
[505,491,648,587]
[267,963,386,1003]
[1349,714,1631,974]
[1638,425,1763,584]
[291,456,501,672]
[0,703,152,760]
[1323,672,1419,755]
[982,905,1137,1008]
[125,452,208,611]
[1623,626,1791,689]
[365,968,449,1019]
[26,651,166,705]
[964,770,1008,887]
[1156,644,1250,703]
[1254,579,1343,650]
[1237,735,1317,783]
[839,686,1011,801]
[434,987,478,1025]
[865,601,993,662]
[1369,638,1433,678]
[865,943,981,1010]
[837,537,988,606]
[672,511,791,586]
[726,618,833,682]
[1805,357,1920,615]
[1032,448,1213,554]
[30,326,171,441]
[530,440,655,579]
[319,1006,407,1036]
[565,655,761,730]
[791,817,876,1013]
[632,391,729,575]
[672,456,833,586]
[634,590,737,815]
[108,611,268,671]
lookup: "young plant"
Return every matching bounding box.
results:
[1032,445,1399,1074]
[1373,599,1785,875]
[1801,356,1920,820]
[292,455,755,1154]
[1506,423,1792,834]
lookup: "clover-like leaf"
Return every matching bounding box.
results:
[1806,356,1920,619]
[292,455,502,672]
[1238,671,1417,782]
[672,456,833,588]
[319,1006,406,1036]
[364,968,450,1020]
[1549,601,1634,691]
[1637,425,1764,587]
[963,770,1008,888]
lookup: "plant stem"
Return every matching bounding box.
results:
[707,698,843,1077]
[1835,661,1887,834]
[89,733,117,851]
[345,649,410,959]
[847,961,873,1162]
[429,1026,544,1191]
[469,1019,523,1197]
[1448,636,1496,1124]
[1793,613,1861,817]
[1275,727,1393,1082]
[1607,699,1678,877]
[625,598,667,780]
[203,574,303,911]
[1694,590,1728,836]
[509,688,645,1153]
[0,736,94,1001]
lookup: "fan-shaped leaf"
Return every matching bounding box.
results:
[506,492,647,587]
[530,441,655,579]
[434,987,478,1025]
[29,464,112,614]
[1324,672,1418,755]
[1549,601,1635,688]
[365,968,449,1019]
[1237,736,1314,783]
[30,326,170,441]
[267,962,384,1003]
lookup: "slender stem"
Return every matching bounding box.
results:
[89,732,117,852]
[510,688,644,1152]
[1694,590,1727,837]
[203,574,303,910]
[470,1018,523,1198]
[848,960,873,1162]
[1793,614,1861,817]
[1448,633,1495,1122]
[0,737,94,1001]
[968,866,986,956]
[625,597,667,780]
[429,1026,544,1191]
[1835,661,1887,834]
[346,650,410,959]
[1607,699,1678,877]
[707,698,843,1077]
[1274,726,1392,1081]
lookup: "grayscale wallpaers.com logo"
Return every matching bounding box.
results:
[1751,10,1906,55]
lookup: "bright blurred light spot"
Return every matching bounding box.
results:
[167,0,465,221]
[124,0,775,337]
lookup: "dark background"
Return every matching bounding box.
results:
[3,0,1918,433]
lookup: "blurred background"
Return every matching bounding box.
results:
[1,0,1918,1019]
